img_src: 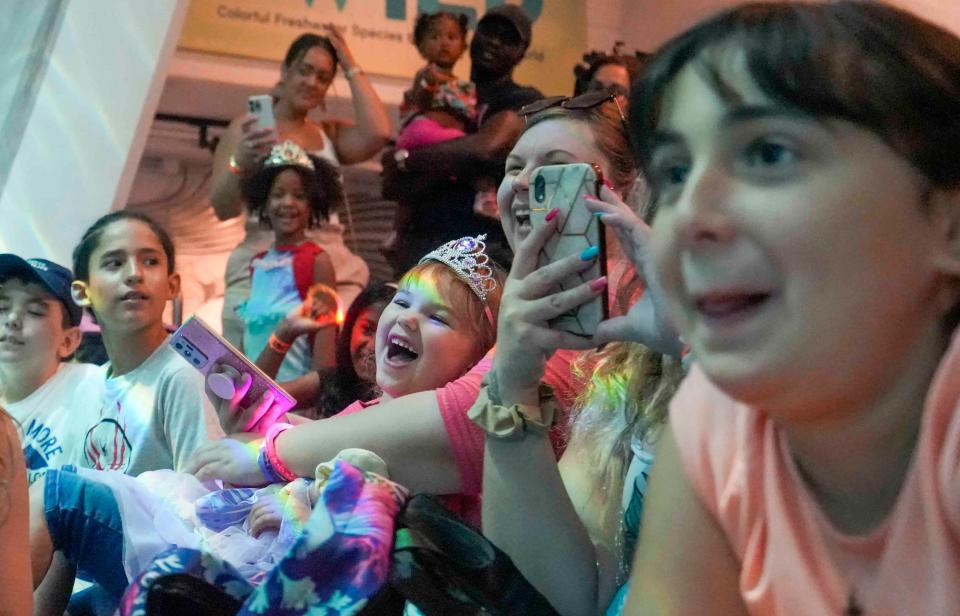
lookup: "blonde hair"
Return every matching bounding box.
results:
[566,267,683,502]
[398,261,506,366]
[568,342,681,484]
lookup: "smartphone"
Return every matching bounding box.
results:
[169,316,296,414]
[528,163,609,337]
[247,94,278,140]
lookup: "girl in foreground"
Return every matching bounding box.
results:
[29,235,504,609]
[627,2,960,614]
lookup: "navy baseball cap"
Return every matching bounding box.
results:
[0,255,83,326]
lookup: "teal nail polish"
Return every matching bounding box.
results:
[593,212,606,218]
[580,245,599,261]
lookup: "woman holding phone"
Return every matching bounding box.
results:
[470,93,682,616]
[211,26,392,347]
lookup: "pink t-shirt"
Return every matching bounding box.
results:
[337,348,581,527]
[671,338,960,615]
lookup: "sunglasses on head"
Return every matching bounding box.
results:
[519,88,627,124]
[588,80,629,98]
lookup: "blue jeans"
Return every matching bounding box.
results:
[43,466,129,603]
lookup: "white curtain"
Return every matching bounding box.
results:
[0,0,66,194]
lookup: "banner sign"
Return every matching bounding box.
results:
[179,0,586,95]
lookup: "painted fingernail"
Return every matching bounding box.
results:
[581,194,596,201]
[589,276,608,292]
[602,178,615,190]
[545,208,560,222]
[580,245,599,261]
[593,211,606,218]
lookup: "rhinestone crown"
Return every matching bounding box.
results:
[263,140,314,171]
[419,234,497,302]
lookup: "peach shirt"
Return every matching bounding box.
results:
[671,338,960,615]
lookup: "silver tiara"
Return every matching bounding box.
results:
[419,234,497,302]
[263,140,314,171]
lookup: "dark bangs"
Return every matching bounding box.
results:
[630,1,960,190]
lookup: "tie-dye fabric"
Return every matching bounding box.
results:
[239,458,408,615]
[120,458,408,616]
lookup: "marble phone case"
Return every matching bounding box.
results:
[529,163,608,337]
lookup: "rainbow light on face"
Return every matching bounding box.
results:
[397,269,448,308]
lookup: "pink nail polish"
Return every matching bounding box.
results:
[545,208,560,222]
[589,276,608,292]
[602,178,615,190]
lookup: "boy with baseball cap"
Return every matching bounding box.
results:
[0,254,102,484]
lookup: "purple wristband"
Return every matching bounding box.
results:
[257,445,286,484]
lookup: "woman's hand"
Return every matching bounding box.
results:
[583,187,684,357]
[493,208,604,404]
[205,364,289,434]
[323,23,358,71]
[234,115,277,175]
[184,437,265,486]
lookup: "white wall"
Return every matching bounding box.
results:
[0,0,188,265]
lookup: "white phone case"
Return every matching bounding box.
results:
[170,316,296,414]
[529,163,609,337]
[247,94,278,139]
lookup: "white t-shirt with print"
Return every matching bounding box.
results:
[80,340,225,476]
[3,362,103,485]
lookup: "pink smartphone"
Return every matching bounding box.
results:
[169,316,296,414]
[529,162,609,337]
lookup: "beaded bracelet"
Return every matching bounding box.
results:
[267,333,292,354]
[263,422,297,482]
